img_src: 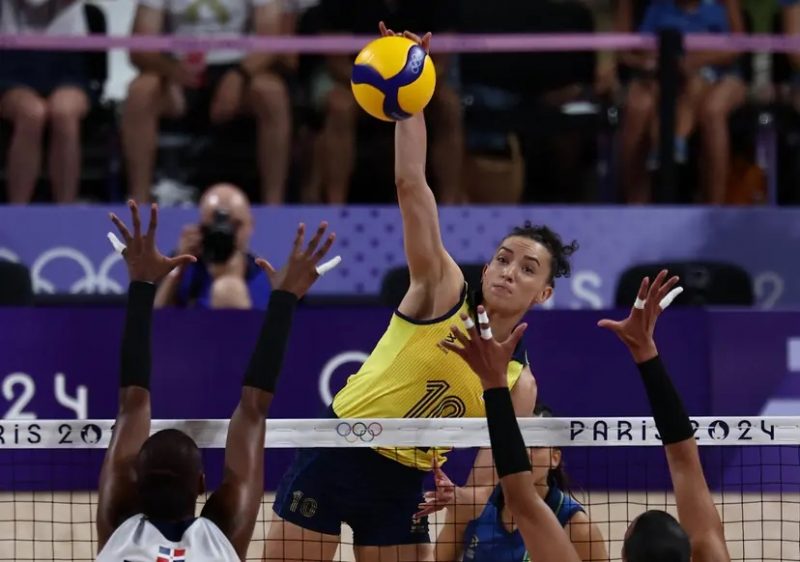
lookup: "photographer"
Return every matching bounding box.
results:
[154,183,270,309]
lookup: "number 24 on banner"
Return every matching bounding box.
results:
[1,372,88,420]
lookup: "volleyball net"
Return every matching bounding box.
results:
[2,416,799,561]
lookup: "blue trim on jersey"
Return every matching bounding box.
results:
[461,485,584,562]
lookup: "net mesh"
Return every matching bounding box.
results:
[2,417,799,562]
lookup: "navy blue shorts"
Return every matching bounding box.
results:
[273,444,430,546]
[0,51,90,98]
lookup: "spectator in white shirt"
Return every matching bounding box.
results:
[0,0,90,203]
[121,0,290,204]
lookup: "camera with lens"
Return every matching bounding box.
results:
[201,209,237,264]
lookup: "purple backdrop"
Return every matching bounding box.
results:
[1,205,799,307]
[2,308,799,493]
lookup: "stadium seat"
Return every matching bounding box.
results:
[615,261,754,307]
[0,261,34,306]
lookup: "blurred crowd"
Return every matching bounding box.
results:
[2,0,800,206]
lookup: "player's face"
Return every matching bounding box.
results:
[482,236,554,315]
[529,446,560,486]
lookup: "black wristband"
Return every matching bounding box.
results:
[637,355,694,445]
[120,281,156,389]
[483,387,532,478]
[242,290,298,393]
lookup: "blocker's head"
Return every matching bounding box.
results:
[623,510,691,562]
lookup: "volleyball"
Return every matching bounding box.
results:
[351,36,437,122]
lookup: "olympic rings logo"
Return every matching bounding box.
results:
[408,47,424,75]
[336,421,383,443]
[0,247,126,294]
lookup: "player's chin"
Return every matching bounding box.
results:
[482,290,521,314]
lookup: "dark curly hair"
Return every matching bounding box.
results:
[504,221,579,287]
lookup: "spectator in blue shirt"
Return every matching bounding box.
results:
[617,0,746,204]
[154,183,270,309]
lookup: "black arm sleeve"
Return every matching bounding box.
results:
[637,355,694,445]
[483,387,532,478]
[119,281,156,389]
[242,290,298,393]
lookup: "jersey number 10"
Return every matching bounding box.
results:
[403,380,466,418]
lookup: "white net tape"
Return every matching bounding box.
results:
[2,416,797,449]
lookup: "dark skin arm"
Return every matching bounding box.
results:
[599,271,730,562]
[441,309,581,562]
[96,201,196,550]
[200,222,336,560]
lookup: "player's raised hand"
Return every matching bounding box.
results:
[109,200,196,284]
[415,458,455,519]
[597,269,683,362]
[441,306,528,389]
[256,221,340,298]
[378,21,432,53]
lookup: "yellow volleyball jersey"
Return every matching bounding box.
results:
[332,286,528,471]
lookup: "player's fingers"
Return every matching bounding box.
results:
[304,221,328,257]
[129,200,142,240]
[168,254,197,269]
[440,339,466,358]
[145,203,158,242]
[403,30,423,45]
[646,270,669,317]
[449,325,471,347]
[659,286,684,310]
[421,32,432,53]
[255,258,276,276]
[477,305,492,340]
[460,312,477,335]
[109,213,133,245]
[312,232,336,263]
[656,275,680,304]
[505,322,528,349]
[378,21,394,37]
[596,319,622,334]
[291,223,305,255]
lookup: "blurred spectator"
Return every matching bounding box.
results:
[154,183,270,309]
[121,0,290,205]
[781,0,800,108]
[458,0,597,203]
[308,0,463,204]
[617,0,747,204]
[0,0,90,204]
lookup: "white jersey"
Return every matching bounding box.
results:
[96,515,239,562]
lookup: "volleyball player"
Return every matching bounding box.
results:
[96,201,337,561]
[597,269,730,562]
[264,24,578,562]
[443,270,730,562]
[433,404,608,562]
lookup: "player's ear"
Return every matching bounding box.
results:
[530,285,553,307]
[550,447,562,470]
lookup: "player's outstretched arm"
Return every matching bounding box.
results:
[598,270,730,562]
[441,309,582,562]
[201,222,338,559]
[380,22,462,314]
[97,202,196,550]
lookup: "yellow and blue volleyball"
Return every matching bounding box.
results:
[351,36,437,122]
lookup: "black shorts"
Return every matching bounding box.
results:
[273,422,430,545]
[178,63,237,130]
[0,50,91,99]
